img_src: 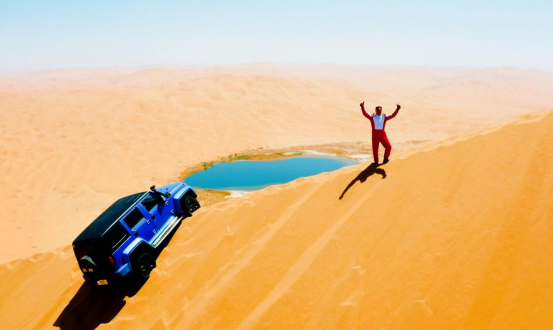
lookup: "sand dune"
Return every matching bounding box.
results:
[1,65,553,264]
[1,110,552,329]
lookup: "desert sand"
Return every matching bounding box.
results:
[1,65,553,263]
[1,108,552,329]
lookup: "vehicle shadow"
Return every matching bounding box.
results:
[54,221,183,329]
[339,163,387,200]
[53,279,142,330]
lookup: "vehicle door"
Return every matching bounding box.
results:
[122,205,157,242]
[141,192,173,230]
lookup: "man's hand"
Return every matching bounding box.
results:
[396,103,401,110]
[360,101,365,108]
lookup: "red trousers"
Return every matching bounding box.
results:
[372,130,391,163]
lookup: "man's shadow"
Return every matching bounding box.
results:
[339,163,387,200]
[54,222,182,330]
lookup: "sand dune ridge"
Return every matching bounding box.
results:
[1,110,552,329]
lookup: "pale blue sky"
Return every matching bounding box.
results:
[0,0,551,71]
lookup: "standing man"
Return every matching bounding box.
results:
[360,102,401,164]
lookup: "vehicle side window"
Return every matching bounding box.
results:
[103,223,129,252]
[141,196,159,213]
[124,208,145,230]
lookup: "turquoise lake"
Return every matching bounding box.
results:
[184,156,359,191]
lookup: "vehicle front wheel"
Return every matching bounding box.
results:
[183,196,200,217]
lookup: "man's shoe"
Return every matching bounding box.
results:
[372,161,379,165]
[383,158,389,164]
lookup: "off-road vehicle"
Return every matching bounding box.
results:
[72,183,200,286]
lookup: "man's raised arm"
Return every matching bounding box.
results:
[360,101,372,120]
[386,104,401,120]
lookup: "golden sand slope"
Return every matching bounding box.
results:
[1,66,553,263]
[1,111,552,329]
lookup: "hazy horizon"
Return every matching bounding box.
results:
[2,63,553,78]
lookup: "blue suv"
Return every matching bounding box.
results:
[72,183,200,286]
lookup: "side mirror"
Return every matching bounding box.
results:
[149,184,170,198]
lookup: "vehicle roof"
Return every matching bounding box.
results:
[73,192,146,244]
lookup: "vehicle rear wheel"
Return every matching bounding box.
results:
[183,196,200,217]
[135,253,156,280]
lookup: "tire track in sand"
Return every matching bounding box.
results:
[178,179,326,327]
[237,177,385,330]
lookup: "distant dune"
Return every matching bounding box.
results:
[1,109,552,329]
[1,65,553,263]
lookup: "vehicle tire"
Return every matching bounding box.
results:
[78,255,98,274]
[135,252,156,280]
[182,196,200,217]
